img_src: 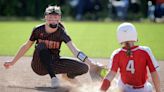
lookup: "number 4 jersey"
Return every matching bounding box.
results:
[108,46,159,86]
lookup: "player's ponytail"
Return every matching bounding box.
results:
[125,42,132,57]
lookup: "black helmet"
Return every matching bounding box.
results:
[45,5,61,15]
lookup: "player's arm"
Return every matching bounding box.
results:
[100,50,119,91]
[151,71,161,92]
[62,28,95,68]
[145,47,161,92]
[100,71,117,92]
[4,40,34,69]
[66,41,92,64]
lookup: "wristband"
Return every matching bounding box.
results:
[77,52,87,62]
[100,79,111,91]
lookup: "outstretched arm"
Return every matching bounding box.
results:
[66,41,105,81]
[100,71,117,92]
[66,41,92,64]
[4,40,34,69]
[151,71,161,92]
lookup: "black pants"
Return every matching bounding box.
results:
[31,43,89,79]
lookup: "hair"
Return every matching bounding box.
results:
[125,42,132,57]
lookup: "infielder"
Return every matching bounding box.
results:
[100,23,161,92]
[4,5,93,88]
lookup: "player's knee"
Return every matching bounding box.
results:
[67,64,89,79]
[80,64,89,74]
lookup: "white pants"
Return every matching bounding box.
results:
[117,79,153,92]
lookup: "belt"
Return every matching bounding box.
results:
[125,84,144,89]
[133,85,144,89]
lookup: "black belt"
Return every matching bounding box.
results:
[125,84,144,89]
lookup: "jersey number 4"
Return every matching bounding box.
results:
[126,60,135,74]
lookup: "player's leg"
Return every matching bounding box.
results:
[36,43,56,78]
[126,82,153,92]
[117,78,126,92]
[143,82,153,92]
[35,43,60,88]
[117,79,153,92]
[31,49,48,76]
[128,83,153,92]
[51,57,89,85]
[53,57,89,79]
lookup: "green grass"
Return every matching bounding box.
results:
[0,21,164,60]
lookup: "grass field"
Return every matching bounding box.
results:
[0,21,164,60]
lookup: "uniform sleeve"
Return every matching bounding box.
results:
[107,48,121,69]
[109,50,120,72]
[62,30,71,43]
[111,54,119,72]
[145,47,159,72]
[59,22,71,43]
[29,27,38,41]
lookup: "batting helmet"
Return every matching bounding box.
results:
[117,22,138,44]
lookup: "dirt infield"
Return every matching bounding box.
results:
[0,56,163,92]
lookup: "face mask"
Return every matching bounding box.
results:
[49,23,58,28]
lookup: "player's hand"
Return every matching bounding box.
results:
[4,61,15,69]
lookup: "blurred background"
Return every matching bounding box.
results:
[0,0,164,59]
[0,0,164,22]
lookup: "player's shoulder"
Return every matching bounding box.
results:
[58,22,69,35]
[58,22,65,28]
[138,46,152,52]
[58,22,65,31]
[108,48,122,68]
[33,23,45,31]
[111,48,122,57]
[137,46,154,56]
[113,48,122,54]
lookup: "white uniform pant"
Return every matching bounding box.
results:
[117,79,153,92]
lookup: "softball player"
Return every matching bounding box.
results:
[4,5,93,88]
[100,23,161,92]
